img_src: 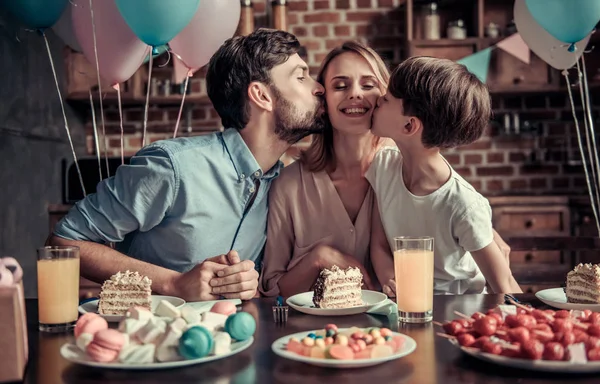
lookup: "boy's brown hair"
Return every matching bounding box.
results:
[388,56,491,149]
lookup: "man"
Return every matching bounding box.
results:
[48,28,325,302]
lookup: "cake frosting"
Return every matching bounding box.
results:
[566,263,600,304]
[98,270,152,315]
[313,265,364,309]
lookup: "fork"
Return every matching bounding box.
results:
[272,296,288,323]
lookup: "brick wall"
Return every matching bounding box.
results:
[85,0,599,197]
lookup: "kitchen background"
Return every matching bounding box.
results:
[1,0,599,297]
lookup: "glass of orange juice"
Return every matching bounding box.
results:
[37,246,80,332]
[394,236,434,323]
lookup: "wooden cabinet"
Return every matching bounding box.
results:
[489,196,572,292]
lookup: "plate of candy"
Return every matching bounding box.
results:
[62,300,255,370]
[272,324,416,368]
[436,303,600,373]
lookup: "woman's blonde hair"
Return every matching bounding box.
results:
[300,41,390,172]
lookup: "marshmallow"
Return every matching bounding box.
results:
[135,317,167,344]
[155,300,181,318]
[181,306,201,324]
[126,306,154,323]
[212,331,232,356]
[76,333,94,352]
[155,346,182,362]
[493,305,517,320]
[170,317,188,333]
[119,318,148,335]
[200,312,228,332]
[568,342,588,363]
[119,343,156,364]
[159,324,183,349]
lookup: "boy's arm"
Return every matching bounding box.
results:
[370,199,395,294]
[471,242,522,294]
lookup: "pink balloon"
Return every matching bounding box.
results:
[169,0,241,73]
[71,0,150,86]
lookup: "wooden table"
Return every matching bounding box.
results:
[20,294,599,383]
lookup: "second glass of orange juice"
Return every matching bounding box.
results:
[37,246,80,332]
[394,236,434,323]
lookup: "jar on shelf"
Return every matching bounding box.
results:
[485,22,500,38]
[447,19,467,40]
[422,2,440,40]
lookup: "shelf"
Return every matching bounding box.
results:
[66,92,211,107]
[409,37,481,47]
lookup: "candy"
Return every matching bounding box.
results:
[315,338,326,348]
[155,300,181,318]
[210,301,237,316]
[335,334,349,346]
[302,337,315,347]
[178,326,213,359]
[379,328,392,337]
[325,324,338,332]
[224,312,256,341]
[327,345,354,360]
[307,333,317,339]
[325,337,334,345]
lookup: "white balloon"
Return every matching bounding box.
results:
[514,0,591,70]
[51,3,82,52]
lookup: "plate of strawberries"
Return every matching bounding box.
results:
[436,303,600,373]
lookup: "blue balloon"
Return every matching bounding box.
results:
[115,0,200,47]
[0,0,68,29]
[525,0,600,44]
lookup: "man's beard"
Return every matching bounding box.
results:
[271,86,325,144]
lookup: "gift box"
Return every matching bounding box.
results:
[0,259,28,383]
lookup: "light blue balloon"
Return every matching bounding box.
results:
[525,0,600,44]
[115,0,200,47]
[0,0,68,29]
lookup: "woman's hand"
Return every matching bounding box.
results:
[382,278,396,298]
[310,244,375,290]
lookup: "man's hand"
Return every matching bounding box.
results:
[169,254,231,301]
[311,245,375,290]
[209,250,259,300]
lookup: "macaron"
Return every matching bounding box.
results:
[178,326,214,359]
[86,329,127,362]
[224,312,256,341]
[210,301,237,316]
[75,313,108,338]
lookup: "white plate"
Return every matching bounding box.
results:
[60,337,253,370]
[535,288,600,311]
[286,290,388,316]
[78,295,186,322]
[449,339,600,373]
[272,329,416,368]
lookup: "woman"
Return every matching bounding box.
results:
[259,41,391,298]
[259,42,511,298]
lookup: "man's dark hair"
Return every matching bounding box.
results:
[206,28,301,130]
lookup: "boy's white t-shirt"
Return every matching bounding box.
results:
[366,147,494,295]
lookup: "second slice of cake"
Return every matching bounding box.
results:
[313,265,364,309]
[98,270,152,315]
[566,263,600,304]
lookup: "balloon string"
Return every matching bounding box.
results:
[173,74,190,139]
[43,33,86,197]
[116,83,125,165]
[580,56,600,235]
[142,53,153,147]
[89,89,102,181]
[575,61,599,207]
[564,69,600,236]
[158,50,172,68]
[88,0,109,177]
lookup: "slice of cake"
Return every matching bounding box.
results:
[313,265,364,309]
[566,263,600,304]
[98,270,152,315]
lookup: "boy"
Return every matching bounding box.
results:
[367,56,521,295]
